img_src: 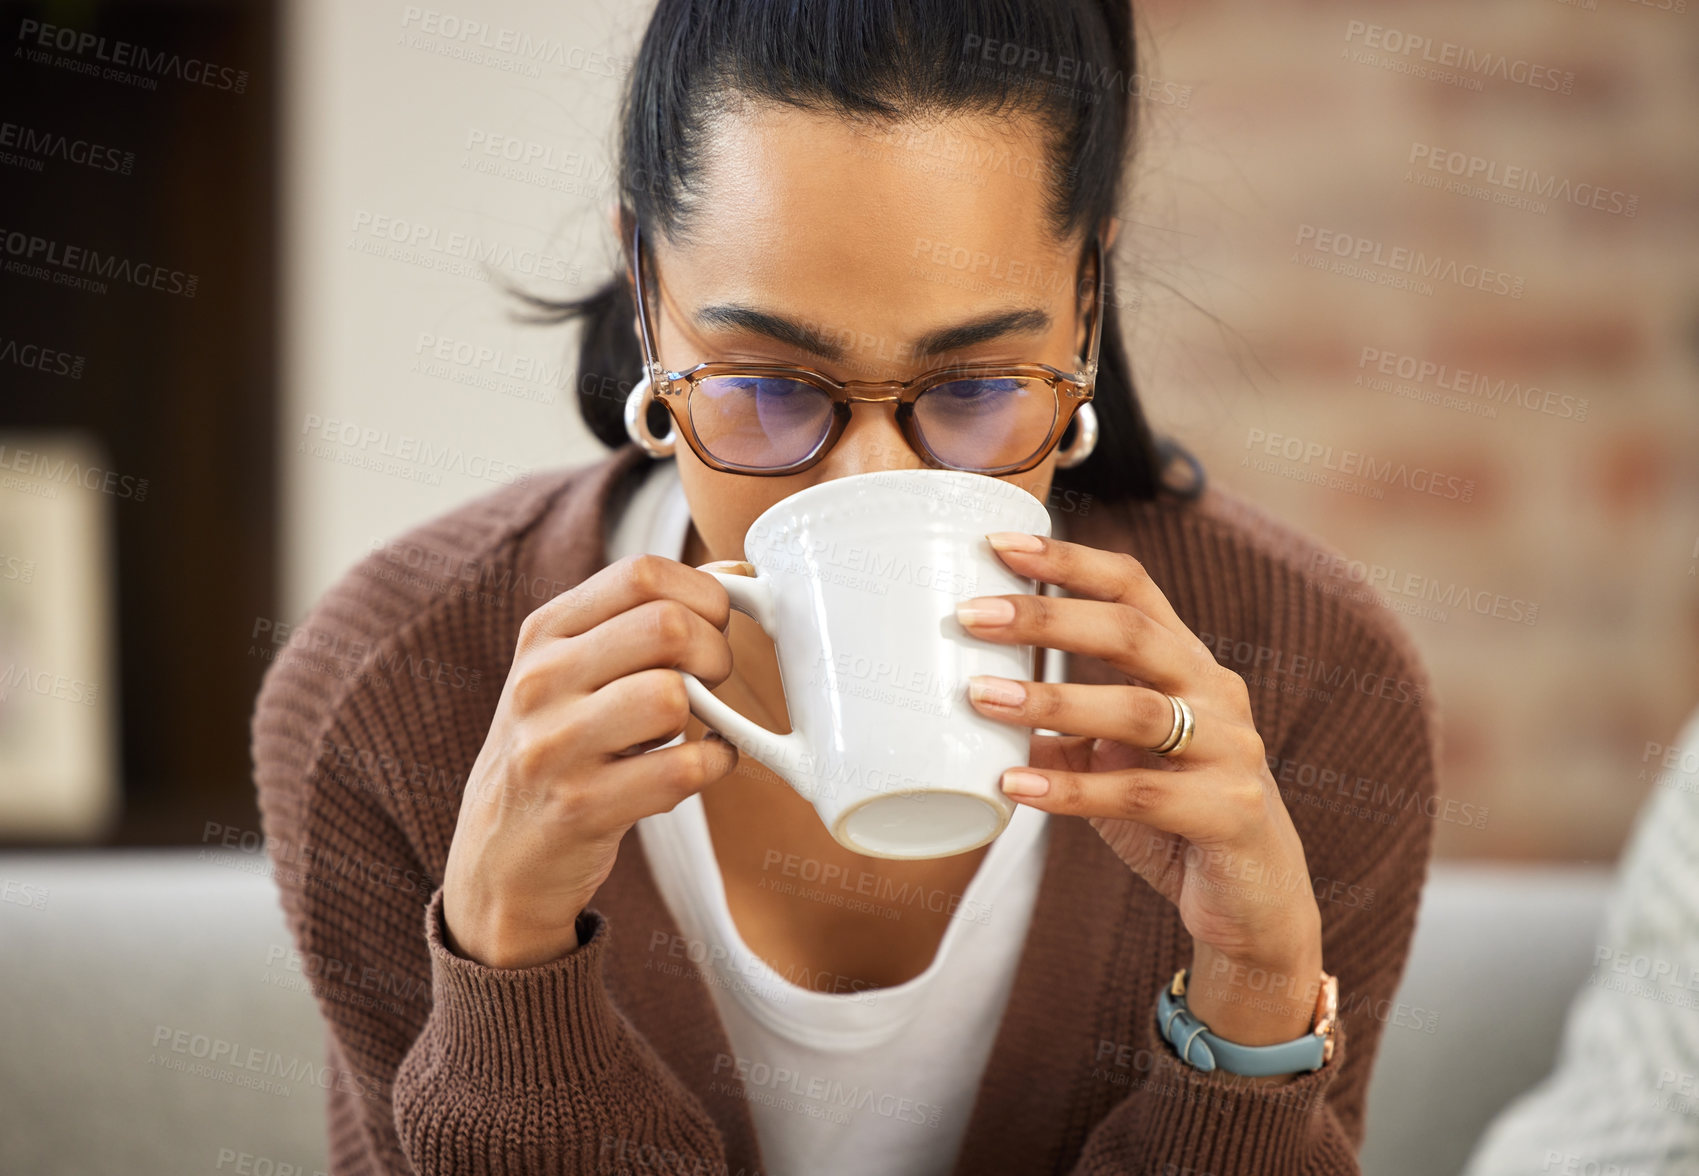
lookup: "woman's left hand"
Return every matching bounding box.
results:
[958,531,1325,1052]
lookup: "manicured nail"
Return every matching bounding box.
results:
[1001,769,1050,798]
[968,675,1027,708]
[956,597,1015,626]
[987,531,1044,553]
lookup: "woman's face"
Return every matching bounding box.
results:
[639,102,1100,566]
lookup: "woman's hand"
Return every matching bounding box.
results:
[957,531,1325,1055]
[441,554,742,970]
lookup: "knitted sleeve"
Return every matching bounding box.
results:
[250,596,734,1174]
[1066,603,1442,1174]
[1459,705,1699,1174]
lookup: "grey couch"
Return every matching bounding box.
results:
[0,852,1613,1176]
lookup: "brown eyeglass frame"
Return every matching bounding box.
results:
[628,220,1105,477]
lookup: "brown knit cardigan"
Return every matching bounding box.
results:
[250,442,1441,1175]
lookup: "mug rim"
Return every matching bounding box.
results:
[743,468,1050,551]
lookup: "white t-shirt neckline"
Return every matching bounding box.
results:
[613,458,1060,1051]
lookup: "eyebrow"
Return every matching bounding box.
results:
[692,304,1053,362]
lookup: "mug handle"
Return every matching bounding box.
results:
[679,562,812,782]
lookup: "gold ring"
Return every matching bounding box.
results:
[1150,693,1195,757]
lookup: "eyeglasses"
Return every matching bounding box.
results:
[628,221,1104,477]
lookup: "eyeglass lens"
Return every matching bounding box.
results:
[689,375,1059,471]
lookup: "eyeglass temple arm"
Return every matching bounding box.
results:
[629,221,665,379]
[1079,235,1107,386]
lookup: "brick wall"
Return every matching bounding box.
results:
[1118,0,1699,860]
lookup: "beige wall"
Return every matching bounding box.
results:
[281,0,640,616]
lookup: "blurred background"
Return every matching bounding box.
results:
[1,0,1694,1173]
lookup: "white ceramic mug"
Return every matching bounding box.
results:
[679,468,1052,860]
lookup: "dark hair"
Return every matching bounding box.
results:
[507,0,1205,506]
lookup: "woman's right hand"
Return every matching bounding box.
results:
[441,553,741,969]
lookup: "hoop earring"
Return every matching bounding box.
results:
[623,374,676,458]
[1054,402,1098,469]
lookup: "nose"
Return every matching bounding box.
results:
[816,399,925,479]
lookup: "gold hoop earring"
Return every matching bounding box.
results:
[1055,402,1098,469]
[623,374,676,458]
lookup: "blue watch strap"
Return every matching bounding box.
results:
[1156,970,1330,1077]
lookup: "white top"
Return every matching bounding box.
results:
[1461,703,1699,1175]
[607,458,1062,1176]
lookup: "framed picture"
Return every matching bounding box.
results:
[0,430,119,839]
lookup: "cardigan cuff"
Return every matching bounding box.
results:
[1136,993,1347,1161]
[419,884,625,1088]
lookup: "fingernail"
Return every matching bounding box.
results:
[987,531,1044,553]
[1001,769,1050,798]
[968,675,1026,708]
[956,597,1015,626]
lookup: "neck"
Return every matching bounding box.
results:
[681,520,712,569]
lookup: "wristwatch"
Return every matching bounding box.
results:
[1156,966,1338,1076]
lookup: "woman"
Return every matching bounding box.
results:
[252,1,1440,1172]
